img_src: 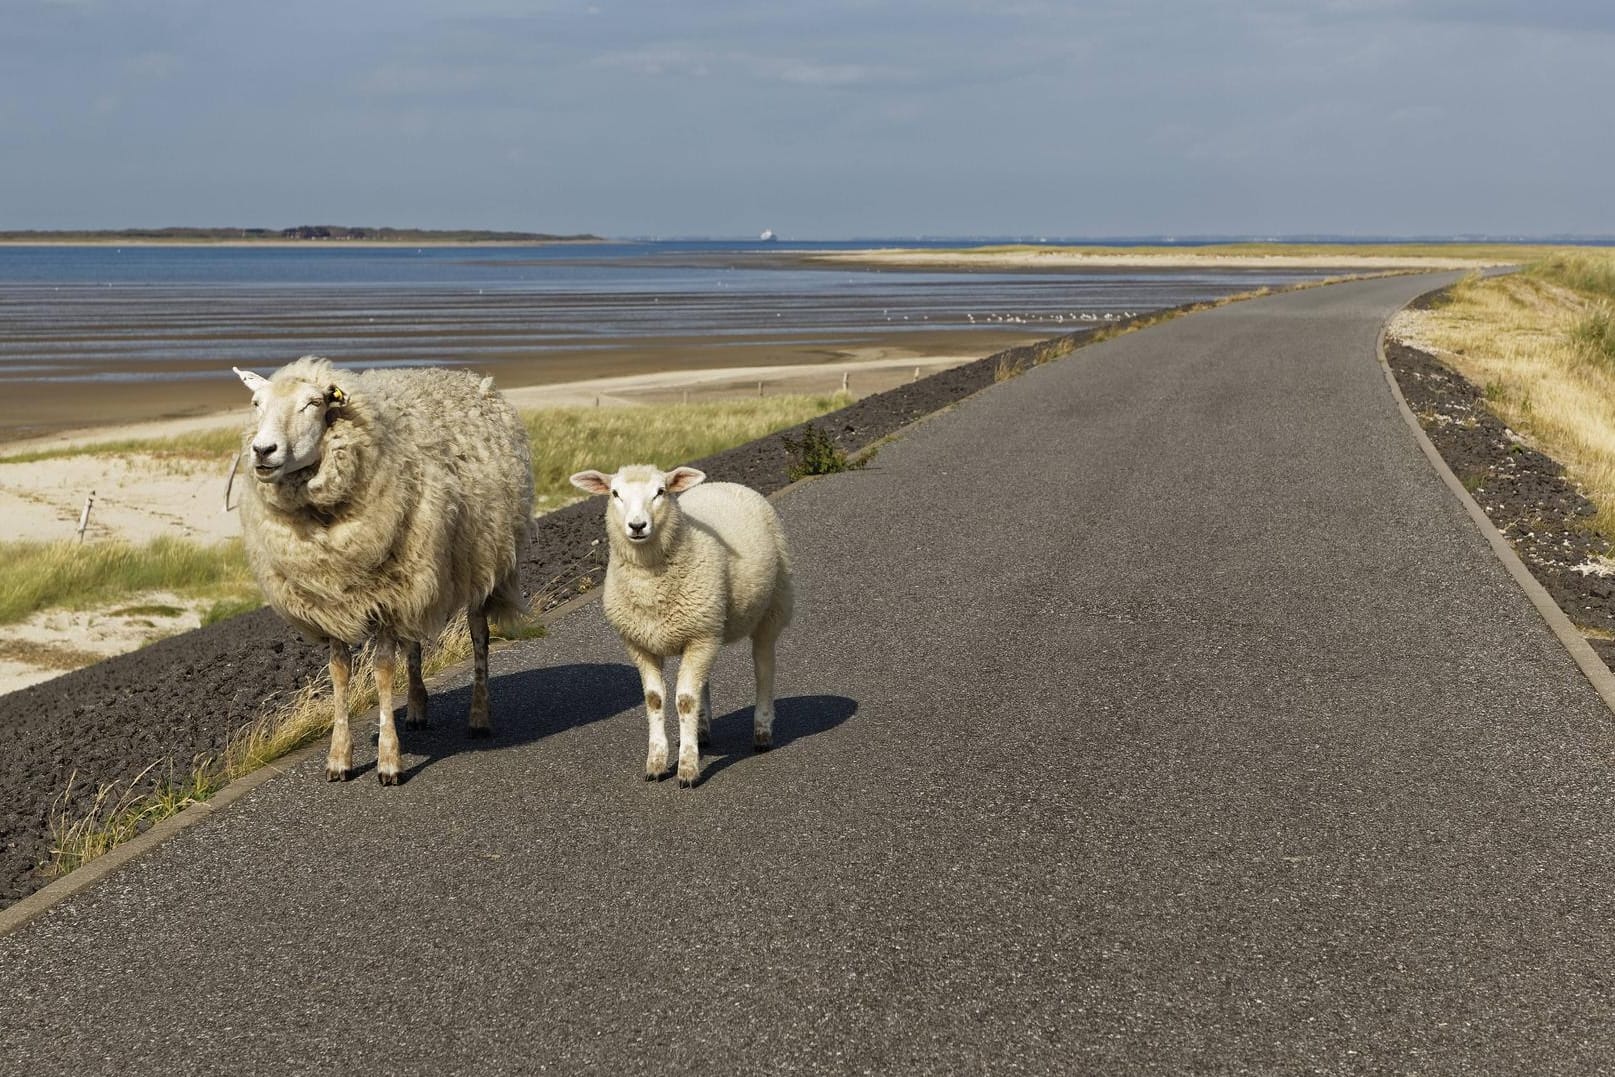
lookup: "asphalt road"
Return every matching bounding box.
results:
[5,275,1613,1075]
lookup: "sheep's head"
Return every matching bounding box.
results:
[233,360,348,484]
[570,464,706,547]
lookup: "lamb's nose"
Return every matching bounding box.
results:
[252,442,278,460]
[628,519,647,534]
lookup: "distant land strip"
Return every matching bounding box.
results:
[0,226,601,244]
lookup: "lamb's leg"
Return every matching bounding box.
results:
[467,603,492,738]
[698,683,713,749]
[674,638,720,788]
[752,618,782,752]
[326,638,354,781]
[626,642,668,780]
[374,633,402,786]
[404,641,429,729]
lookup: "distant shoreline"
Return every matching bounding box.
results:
[0,238,601,248]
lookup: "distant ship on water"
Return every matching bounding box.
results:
[759,229,777,242]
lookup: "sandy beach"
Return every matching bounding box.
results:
[0,329,1040,447]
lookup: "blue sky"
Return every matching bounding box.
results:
[4,0,1613,238]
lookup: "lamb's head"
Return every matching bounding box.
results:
[233,358,349,484]
[570,464,706,548]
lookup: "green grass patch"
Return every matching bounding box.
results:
[0,536,258,626]
[524,392,850,511]
[201,594,264,626]
[782,423,862,480]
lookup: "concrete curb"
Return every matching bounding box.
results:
[1376,322,1615,723]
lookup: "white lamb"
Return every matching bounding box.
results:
[234,356,533,785]
[569,464,793,787]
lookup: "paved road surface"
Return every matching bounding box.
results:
[5,275,1613,1075]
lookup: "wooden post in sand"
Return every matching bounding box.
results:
[913,366,920,382]
[841,371,849,393]
[757,381,764,397]
[77,490,95,542]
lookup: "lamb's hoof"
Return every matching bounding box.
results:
[377,769,400,787]
[754,732,773,752]
[677,775,697,789]
[698,732,712,749]
[466,725,492,739]
[676,763,700,789]
[644,769,661,782]
[325,764,351,782]
[404,716,429,731]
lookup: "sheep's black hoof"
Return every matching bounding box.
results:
[698,733,712,749]
[325,765,350,782]
[377,770,400,787]
[466,725,492,739]
[404,717,430,730]
[753,735,773,752]
[644,771,659,781]
[677,776,696,789]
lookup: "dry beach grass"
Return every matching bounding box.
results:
[1388,250,1615,540]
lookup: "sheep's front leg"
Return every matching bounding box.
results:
[374,633,402,786]
[467,603,492,738]
[751,618,783,752]
[675,638,720,788]
[404,640,429,729]
[626,642,668,780]
[326,638,354,781]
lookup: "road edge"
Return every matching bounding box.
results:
[1376,319,1615,722]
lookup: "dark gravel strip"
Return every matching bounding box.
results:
[1384,338,1615,666]
[0,318,1153,908]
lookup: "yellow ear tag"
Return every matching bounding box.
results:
[327,386,347,406]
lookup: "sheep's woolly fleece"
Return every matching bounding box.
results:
[239,357,533,645]
[597,470,794,659]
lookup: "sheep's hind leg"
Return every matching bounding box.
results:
[404,641,429,729]
[626,643,669,780]
[374,634,403,786]
[675,639,720,788]
[467,603,492,738]
[751,618,782,752]
[697,684,713,749]
[326,639,354,781]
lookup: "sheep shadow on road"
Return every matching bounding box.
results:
[693,694,859,785]
[389,661,643,783]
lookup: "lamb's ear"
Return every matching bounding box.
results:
[665,467,706,493]
[325,384,348,408]
[233,367,269,394]
[569,470,613,495]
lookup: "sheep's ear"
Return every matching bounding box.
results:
[569,470,612,495]
[233,367,269,394]
[665,467,706,494]
[325,384,347,408]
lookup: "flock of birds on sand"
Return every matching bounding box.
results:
[877,310,1143,325]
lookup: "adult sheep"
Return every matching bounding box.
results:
[569,464,793,788]
[234,356,533,785]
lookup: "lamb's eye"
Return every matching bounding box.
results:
[655,488,665,499]
[611,490,621,500]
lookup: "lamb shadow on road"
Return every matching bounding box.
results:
[695,694,859,785]
[393,662,643,783]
